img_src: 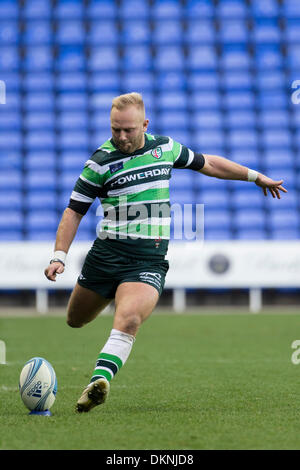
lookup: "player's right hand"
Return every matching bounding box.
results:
[44,262,65,282]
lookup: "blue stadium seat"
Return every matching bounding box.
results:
[192,111,222,129]
[227,110,256,128]
[25,92,55,110]
[122,46,152,70]
[284,19,300,43]
[261,129,292,148]
[24,73,54,90]
[255,44,283,69]
[218,20,249,43]
[186,46,217,70]
[0,1,18,18]
[259,110,289,127]
[269,229,299,240]
[251,19,281,43]
[231,189,264,210]
[156,71,187,91]
[59,172,82,192]
[122,72,152,92]
[91,131,112,148]
[119,0,150,19]
[157,92,187,110]
[265,168,295,188]
[55,21,85,45]
[263,149,294,168]
[282,0,300,18]
[25,131,56,149]
[0,131,22,149]
[0,170,22,190]
[230,150,259,167]
[220,45,252,69]
[53,0,84,18]
[256,70,285,89]
[56,46,85,71]
[56,92,87,110]
[234,229,267,240]
[0,21,18,44]
[187,72,219,90]
[233,209,266,231]
[87,0,117,19]
[204,229,232,240]
[87,21,119,45]
[90,72,120,91]
[196,189,230,209]
[154,46,184,71]
[156,111,189,129]
[190,91,220,109]
[58,131,89,149]
[25,192,56,211]
[0,110,21,129]
[0,211,23,230]
[169,189,195,204]
[265,189,298,211]
[223,90,255,109]
[89,92,116,111]
[250,0,280,18]
[90,112,111,132]
[268,210,300,231]
[23,46,53,70]
[152,0,182,19]
[286,45,300,69]
[228,129,258,148]
[23,0,52,18]
[58,152,87,172]
[25,211,59,232]
[25,231,57,241]
[223,71,253,89]
[169,170,194,190]
[0,192,22,210]
[58,112,88,129]
[25,171,56,191]
[0,47,18,70]
[0,152,22,170]
[195,175,229,191]
[23,21,52,43]
[24,112,55,129]
[121,21,151,45]
[0,231,23,241]
[185,20,215,44]
[257,91,287,109]
[56,72,86,91]
[24,151,56,170]
[216,0,248,17]
[184,0,214,18]
[152,20,183,45]
[193,130,224,149]
[203,209,231,230]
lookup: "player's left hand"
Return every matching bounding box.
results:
[255,174,288,199]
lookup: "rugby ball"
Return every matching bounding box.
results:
[19,357,57,412]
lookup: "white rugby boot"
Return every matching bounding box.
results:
[76,378,110,413]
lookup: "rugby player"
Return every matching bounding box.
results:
[44,92,287,412]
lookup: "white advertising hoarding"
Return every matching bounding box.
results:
[0,240,299,290]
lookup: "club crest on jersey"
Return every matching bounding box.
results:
[151,147,162,159]
[109,162,124,174]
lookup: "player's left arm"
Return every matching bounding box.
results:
[199,154,288,199]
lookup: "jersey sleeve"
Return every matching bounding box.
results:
[67,159,103,215]
[171,139,205,171]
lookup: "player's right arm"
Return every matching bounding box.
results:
[44,208,84,281]
[44,153,103,282]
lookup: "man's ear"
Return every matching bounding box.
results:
[143,119,149,131]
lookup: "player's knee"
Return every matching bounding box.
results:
[117,312,142,335]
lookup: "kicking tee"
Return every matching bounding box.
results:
[68,133,205,259]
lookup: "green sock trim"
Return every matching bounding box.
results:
[92,369,112,382]
[99,352,123,369]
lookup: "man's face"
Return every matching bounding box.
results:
[110,105,149,154]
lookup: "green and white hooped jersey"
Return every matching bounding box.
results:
[68,133,205,258]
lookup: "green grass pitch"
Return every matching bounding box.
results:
[1,310,300,450]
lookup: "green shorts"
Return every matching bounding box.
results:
[77,243,169,300]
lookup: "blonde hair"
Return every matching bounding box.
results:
[111,92,145,118]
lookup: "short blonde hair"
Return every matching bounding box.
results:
[111,92,145,118]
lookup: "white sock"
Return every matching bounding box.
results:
[90,329,135,383]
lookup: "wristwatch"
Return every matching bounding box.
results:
[50,258,65,266]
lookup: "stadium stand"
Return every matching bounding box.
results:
[0,0,299,241]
